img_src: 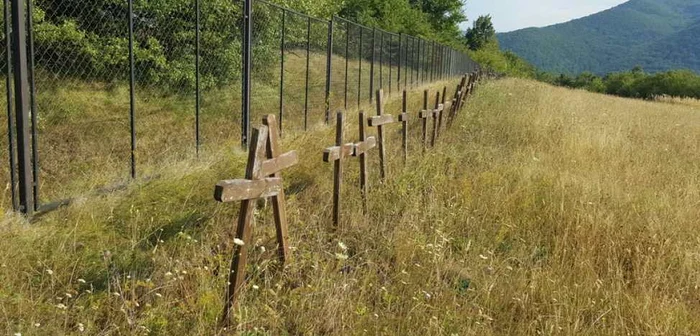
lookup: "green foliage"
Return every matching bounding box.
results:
[544,67,700,100]
[465,15,496,51]
[469,43,536,79]
[31,0,249,91]
[497,0,700,75]
[25,0,473,92]
[338,0,466,46]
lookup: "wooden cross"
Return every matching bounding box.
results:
[430,91,444,148]
[323,111,355,227]
[439,86,448,134]
[456,75,468,111]
[399,90,409,164]
[353,110,376,213]
[419,90,430,152]
[446,83,461,128]
[369,89,395,180]
[216,114,298,325]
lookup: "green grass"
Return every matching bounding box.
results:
[0,50,420,210]
[3,77,699,335]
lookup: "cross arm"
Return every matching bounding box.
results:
[353,136,376,156]
[368,114,395,127]
[261,150,299,177]
[214,178,283,203]
[323,143,355,162]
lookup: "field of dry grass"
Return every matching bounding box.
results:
[1,77,699,335]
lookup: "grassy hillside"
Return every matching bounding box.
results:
[497,0,700,74]
[2,78,700,335]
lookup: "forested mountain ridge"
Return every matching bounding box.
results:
[497,0,700,74]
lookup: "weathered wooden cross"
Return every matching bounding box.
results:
[353,110,377,213]
[323,111,355,227]
[435,86,448,139]
[446,83,461,127]
[419,90,430,151]
[448,75,468,126]
[399,90,409,164]
[430,91,444,148]
[369,89,396,180]
[215,114,298,325]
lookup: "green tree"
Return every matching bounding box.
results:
[409,0,466,41]
[465,15,496,51]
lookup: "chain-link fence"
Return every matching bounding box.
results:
[2,0,479,214]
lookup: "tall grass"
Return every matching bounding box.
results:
[2,78,698,335]
[0,49,422,211]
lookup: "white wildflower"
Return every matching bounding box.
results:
[154,293,162,298]
[334,253,348,260]
[233,238,245,246]
[77,279,86,284]
[338,242,348,251]
[77,323,85,332]
[46,269,54,275]
[252,285,260,290]
[479,254,488,260]
[164,272,173,277]
[56,303,67,309]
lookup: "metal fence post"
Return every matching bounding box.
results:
[4,0,17,211]
[388,34,392,96]
[369,28,375,104]
[128,0,137,177]
[325,18,333,124]
[26,0,38,210]
[358,28,362,109]
[304,17,311,130]
[397,33,402,92]
[279,9,285,133]
[195,0,201,153]
[241,0,252,148]
[344,20,349,110]
[10,0,33,214]
[379,31,383,91]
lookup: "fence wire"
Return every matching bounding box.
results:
[2,0,479,214]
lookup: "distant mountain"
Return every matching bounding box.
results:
[497,0,700,74]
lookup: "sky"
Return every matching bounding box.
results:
[462,0,629,32]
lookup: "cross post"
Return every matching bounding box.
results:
[354,111,376,213]
[216,116,298,326]
[323,111,354,227]
[369,89,395,180]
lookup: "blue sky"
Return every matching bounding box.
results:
[462,0,628,32]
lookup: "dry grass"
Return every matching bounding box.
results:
[0,50,409,208]
[1,78,699,335]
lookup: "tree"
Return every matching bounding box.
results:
[409,0,466,41]
[465,15,496,51]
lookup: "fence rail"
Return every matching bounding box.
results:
[2,0,479,215]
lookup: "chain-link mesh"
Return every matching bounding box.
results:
[199,0,243,149]
[2,0,479,211]
[31,0,131,202]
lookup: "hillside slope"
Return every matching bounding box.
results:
[2,79,700,335]
[497,0,700,74]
